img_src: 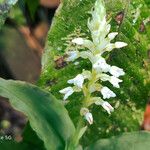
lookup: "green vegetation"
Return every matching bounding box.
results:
[0,0,150,149]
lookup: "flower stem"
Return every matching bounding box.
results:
[67,69,97,150]
[66,117,84,150]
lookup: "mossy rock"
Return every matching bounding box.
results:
[38,0,150,146]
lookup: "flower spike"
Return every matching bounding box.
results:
[60,0,126,124]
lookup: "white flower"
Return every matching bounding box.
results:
[105,42,127,52]
[66,51,79,61]
[98,73,110,81]
[72,38,84,45]
[82,39,95,50]
[80,107,93,125]
[93,56,110,72]
[105,43,115,52]
[85,112,93,125]
[60,0,127,118]
[115,42,127,48]
[68,74,84,88]
[108,32,118,40]
[101,86,116,99]
[59,87,74,100]
[109,66,125,77]
[101,101,114,114]
[109,76,122,88]
[79,51,93,61]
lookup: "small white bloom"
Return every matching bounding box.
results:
[115,42,127,48]
[72,38,84,45]
[80,51,93,61]
[82,39,95,50]
[101,101,114,114]
[108,32,118,40]
[98,73,110,81]
[109,66,125,77]
[68,74,84,88]
[66,51,79,61]
[109,76,122,88]
[80,108,93,125]
[93,56,110,72]
[59,87,74,100]
[101,87,116,99]
[105,43,115,52]
[85,112,93,125]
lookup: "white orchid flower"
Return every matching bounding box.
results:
[108,32,118,40]
[85,112,93,125]
[115,42,127,48]
[68,74,84,88]
[72,38,84,45]
[101,101,114,114]
[59,87,74,100]
[93,56,110,72]
[60,0,126,122]
[105,41,127,52]
[66,51,79,61]
[80,108,93,125]
[109,76,122,88]
[101,86,116,99]
[109,66,125,77]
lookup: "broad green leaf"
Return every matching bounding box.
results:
[0,140,28,150]
[0,78,75,150]
[0,0,18,28]
[22,122,45,150]
[0,140,43,150]
[86,131,150,150]
[38,0,150,146]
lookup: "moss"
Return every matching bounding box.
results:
[38,0,150,146]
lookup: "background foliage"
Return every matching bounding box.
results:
[0,0,150,149]
[39,0,150,145]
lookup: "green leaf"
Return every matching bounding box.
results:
[0,139,43,150]
[25,0,39,20]
[0,78,75,150]
[86,131,150,150]
[22,122,45,150]
[38,0,150,146]
[0,140,28,150]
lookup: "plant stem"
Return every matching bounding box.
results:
[67,69,97,150]
[66,117,84,150]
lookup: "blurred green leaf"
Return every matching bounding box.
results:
[22,122,45,150]
[25,0,39,20]
[0,141,28,150]
[86,131,150,150]
[0,78,75,150]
